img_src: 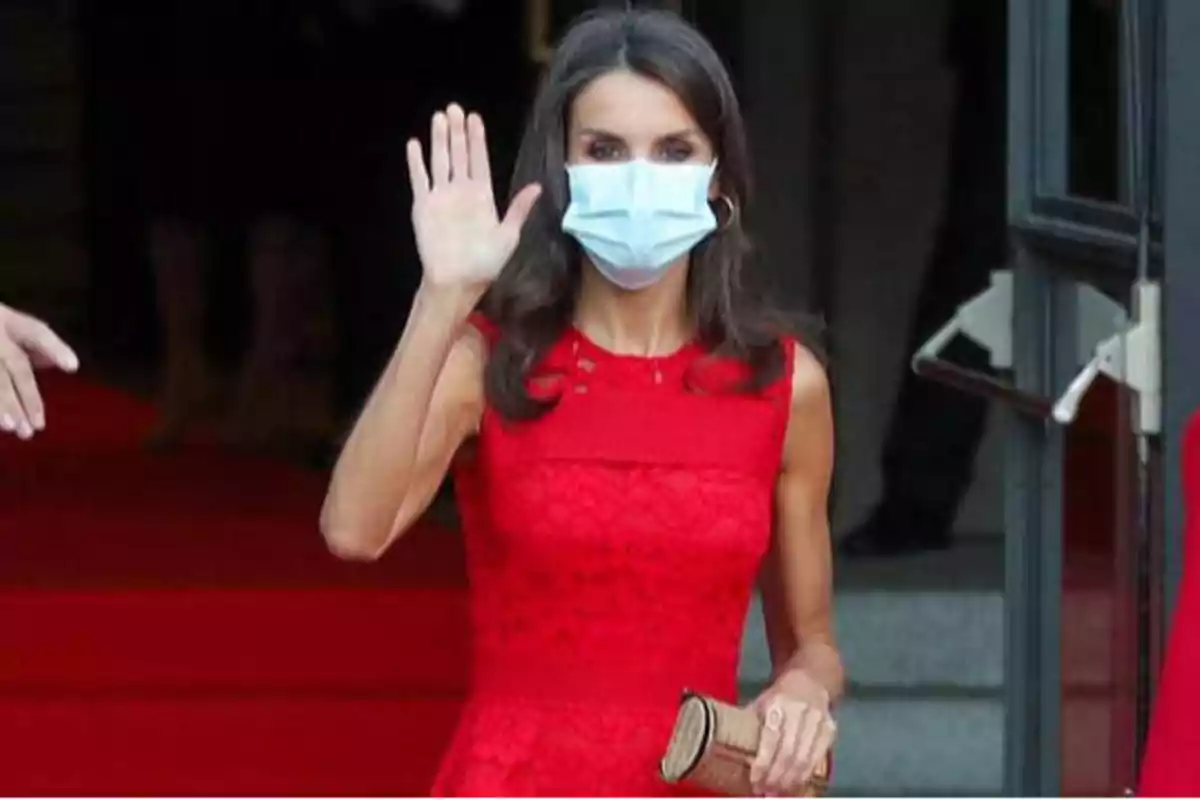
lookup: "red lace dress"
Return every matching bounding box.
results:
[431,320,795,797]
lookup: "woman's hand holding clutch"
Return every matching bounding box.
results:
[748,669,838,797]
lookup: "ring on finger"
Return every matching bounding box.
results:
[765,705,785,731]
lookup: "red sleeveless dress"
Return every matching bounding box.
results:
[430,319,795,797]
[1138,410,1200,796]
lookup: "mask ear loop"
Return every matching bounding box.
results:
[713,195,738,232]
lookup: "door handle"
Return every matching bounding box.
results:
[910,270,1057,418]
[1051,279,1161,435]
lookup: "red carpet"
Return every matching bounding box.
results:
[0,372,468,795]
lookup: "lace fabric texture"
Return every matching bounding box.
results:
[431,319,794,797]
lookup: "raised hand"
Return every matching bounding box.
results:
[407,103,542,292]
[0,304,79,439]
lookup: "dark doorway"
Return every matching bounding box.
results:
[78,0,534,413]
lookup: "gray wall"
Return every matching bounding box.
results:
[743,0,1005,540]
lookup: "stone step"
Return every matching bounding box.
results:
[741,545,1009,691]
[736,579,1006,796]
[737,596,1003,795]
[740,590,1004,689]
[732,540,1123,796]
[824,692,1003,796]
[740,541,1112,690]
[734,676,1002,795]
[814,690,1120,797]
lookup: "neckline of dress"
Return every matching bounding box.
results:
[568,324,700,365]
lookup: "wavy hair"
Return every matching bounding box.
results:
[482,7,807,420]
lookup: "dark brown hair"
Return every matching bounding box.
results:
[482,7,804,420]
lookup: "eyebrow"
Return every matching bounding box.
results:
[578,127,701,140]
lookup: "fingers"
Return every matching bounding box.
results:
[752,698,838,796]
[430,110,450,186]
[765,704,803,792]
[10,315,78,373]
[447,103,469,181]
[804,718,837,782]
[466,112,491,187]
[778,707,827,791]
[6,341,44,434]
[0,347,37,438]
[750,700,785,793]
[421,105,492,191]
[407,138,430,199]
[500,183,543,238]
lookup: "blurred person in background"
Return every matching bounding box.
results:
[839,0,1006,557]
[130,1,339,458]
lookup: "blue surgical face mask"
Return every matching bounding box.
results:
[561,159,719,291]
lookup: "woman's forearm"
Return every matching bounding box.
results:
[760,551,800,669]
[760,548,844,701]
[320,283,478,557]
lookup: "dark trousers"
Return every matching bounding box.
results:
[876,0,1008,534]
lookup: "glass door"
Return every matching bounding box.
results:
[914,0,1184,794]
[1007,1,1164,794]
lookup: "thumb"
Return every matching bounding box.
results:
[499,183,542,238]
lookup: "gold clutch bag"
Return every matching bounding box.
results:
[660,692,830,797]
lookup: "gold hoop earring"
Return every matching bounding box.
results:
[714,194,738,231]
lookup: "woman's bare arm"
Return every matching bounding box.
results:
[320,100,541,560]
[759,345,843,700]
[319,285,485,560]
[750,346,840,800]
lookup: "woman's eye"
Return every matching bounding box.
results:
[586,140,624,161]
[658,141,695,162]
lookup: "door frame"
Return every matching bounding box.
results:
[1007,0,1200,794]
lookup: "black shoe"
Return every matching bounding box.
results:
[838,508,953,558]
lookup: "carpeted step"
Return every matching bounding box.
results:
[0,694,461,796]
[1,374,471,794]
[1,373,467,590]
[0,588,469,693]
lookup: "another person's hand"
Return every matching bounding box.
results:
[0,304,78,439]
[749,669,838,796]
[406,103,542,298]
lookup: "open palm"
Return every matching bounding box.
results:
[407,104,541,290]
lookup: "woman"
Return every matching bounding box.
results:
[321,8,841,796]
